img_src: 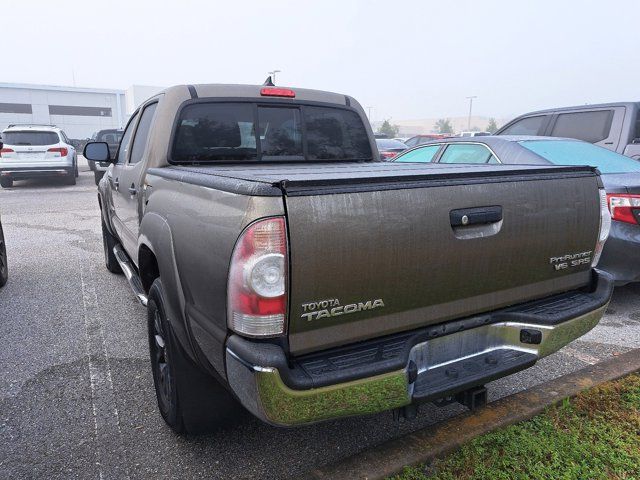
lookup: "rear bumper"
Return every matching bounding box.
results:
[225,270,613,426]
[1,166,72,179]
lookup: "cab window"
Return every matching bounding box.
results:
[116,112,139,164]
[438,144,495,164]
[500,115,548,136]
[550,110,613,143]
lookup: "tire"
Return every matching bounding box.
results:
[64,168,76,185]
[147,278,245,434]
[0,177,13,188]
[0,221,7,288]
[101,219,122,274]
[94,170,105,186]
[75,159,79,178]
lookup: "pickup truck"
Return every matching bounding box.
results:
[497,101,640,160]
[84,83,614,433]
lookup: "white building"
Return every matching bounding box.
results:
[0,82,164,139]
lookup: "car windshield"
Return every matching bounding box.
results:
[3,131,59,146]
[519,140,640,174]
[172,102,372,162]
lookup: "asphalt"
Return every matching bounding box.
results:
[0,158,638,480]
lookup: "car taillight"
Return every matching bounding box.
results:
[0,148,14,157]
[607,193,640,225]
[592,189,612,267]
[260,87,295,98]
[380,151,398,160]
[47,147,68,157]
[227,217,288,337]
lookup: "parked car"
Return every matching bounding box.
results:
[375,138,407,160]
[393,135,638,284]
[496,102,640,160]
[90,129,123,185]
[0,136,6,287]
[404,134,450,147]
[457,131,491,137]
[0,125,78,188]
[84,84,612,434]
[393,137,409,143]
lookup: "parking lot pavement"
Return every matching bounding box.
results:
[0,158,638,480]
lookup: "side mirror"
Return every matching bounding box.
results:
[84,142,113,163]
[632,138,640,145]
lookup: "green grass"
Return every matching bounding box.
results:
[390,373,640,480]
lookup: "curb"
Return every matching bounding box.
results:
[307,348,640,480]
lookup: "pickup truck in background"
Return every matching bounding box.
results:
[84,83,614,433]
[497,101,640,159]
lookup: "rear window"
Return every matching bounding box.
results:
[550,110,613,143]
[3,131,59,146]
[376,139,406,150]
[519,140,640,174]
[171,102,372,162]
[98,131,123,144]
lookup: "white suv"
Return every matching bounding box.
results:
[0,124,78,188]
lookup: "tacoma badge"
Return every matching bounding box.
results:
[301,298,385,321]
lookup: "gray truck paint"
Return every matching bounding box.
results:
[92,84,609,424]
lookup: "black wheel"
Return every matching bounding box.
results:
[0,177,13,188]
[101,219,122,274]
[75,158,79,177]
[94,171,105,186]
[64,168,76,185]
[147,278,245,434]
[0,221,7,287]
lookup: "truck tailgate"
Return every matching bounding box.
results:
[284,165,601,354]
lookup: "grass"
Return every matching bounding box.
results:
[389,373,640,480]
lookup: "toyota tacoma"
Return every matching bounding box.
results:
[84,83,613,433]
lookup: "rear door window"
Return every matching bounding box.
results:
[438,144,495,164]
[550,110,613,143]
[499,115,548,136]
[3,131,59,146]
[395,145,440,163]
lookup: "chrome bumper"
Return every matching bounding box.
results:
[225,302,608,426]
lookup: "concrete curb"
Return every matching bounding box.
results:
[307,348,640,480]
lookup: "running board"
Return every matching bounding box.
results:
[113,245,148,307]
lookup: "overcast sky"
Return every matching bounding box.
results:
[4,0,639,121]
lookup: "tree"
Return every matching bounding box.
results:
[486,118,498,134]
[378,119,399,138]
[434,118,454,134]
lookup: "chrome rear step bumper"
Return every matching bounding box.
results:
[113,244,148,306]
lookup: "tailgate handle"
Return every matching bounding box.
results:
[450,206,502,227]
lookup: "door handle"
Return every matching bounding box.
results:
[128,184,137,195]
[113,178,119,190]
[450,206,503,227]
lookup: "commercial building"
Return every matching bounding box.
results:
[0,82,163,139]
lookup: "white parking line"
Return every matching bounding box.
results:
[80,259,130,480]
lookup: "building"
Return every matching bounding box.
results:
[0,82,164,140]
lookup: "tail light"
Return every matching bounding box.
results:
[607,193,640,225]
[227,217,288,337]
[592,189,612,267]
[380,151,398,160]
[0,148,14,157]
[260,87,295,98]
[47,147,68,157]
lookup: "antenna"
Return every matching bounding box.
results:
[263,76,275,86]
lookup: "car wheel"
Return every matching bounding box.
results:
[147,278,245,434]
[0,177,13,188]
[94,171,105,186]
[75,159,79,177]
[101,219,122,274]
[0,222,7,287]
[64,168,76,185]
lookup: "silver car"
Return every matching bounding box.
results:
[0,124,78,188]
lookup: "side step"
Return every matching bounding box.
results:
[412,349,537,402]
[113,245,148,306]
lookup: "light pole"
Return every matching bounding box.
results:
[268,70,281,84]
[466,96,477,131]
